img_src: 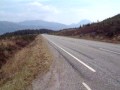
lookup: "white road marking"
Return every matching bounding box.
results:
[82,82,92,90]
[49,40,96,72]
[99,48,120,55]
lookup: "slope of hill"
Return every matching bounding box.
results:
[55,14,120,43]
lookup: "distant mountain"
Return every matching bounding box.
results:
[69,19,91,28]
[79,19,91,26]
[0,20,68,34]
[0,21,23,34]
[18,20,68,30]
[0,19,91,34]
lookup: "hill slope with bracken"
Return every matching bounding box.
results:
[55,14,120,43]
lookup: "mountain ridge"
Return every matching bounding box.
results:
[0,19,91,34]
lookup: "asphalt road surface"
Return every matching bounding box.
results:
[42,34,120,90]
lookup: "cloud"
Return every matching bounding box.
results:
[0,0,120,24]
[0,1,60,22]
[27,1,60,14]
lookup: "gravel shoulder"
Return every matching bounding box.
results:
[31,36,85,90]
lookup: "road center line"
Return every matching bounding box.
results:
[82,82,92,90]
[49,40,96,72]
[99,48,120,55]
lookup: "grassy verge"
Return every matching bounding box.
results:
[0,35,37,68]
[69,35,120,44]
[0,35,52,90]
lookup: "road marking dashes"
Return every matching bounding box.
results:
[82,82,92,90]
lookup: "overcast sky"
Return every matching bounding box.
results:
[0,0,120,24]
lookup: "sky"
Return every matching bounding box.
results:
[0,0,120,25]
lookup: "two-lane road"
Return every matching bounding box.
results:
[42,34,120,90]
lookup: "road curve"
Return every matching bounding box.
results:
[42,34,120,90]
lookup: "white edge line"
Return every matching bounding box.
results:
[82,82,92,90]
[49,39,96,72]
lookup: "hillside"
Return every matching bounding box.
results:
[55,14,120,43]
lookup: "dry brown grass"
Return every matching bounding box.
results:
[0,40,15,46]
[0,35,52,90]
[66,35,120,44]
[0,35,37,68]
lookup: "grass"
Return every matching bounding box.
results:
[0,35,52,90]
[0,35,37,68]
[69,35,120,44]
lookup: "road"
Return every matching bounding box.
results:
[42,34,120,90]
